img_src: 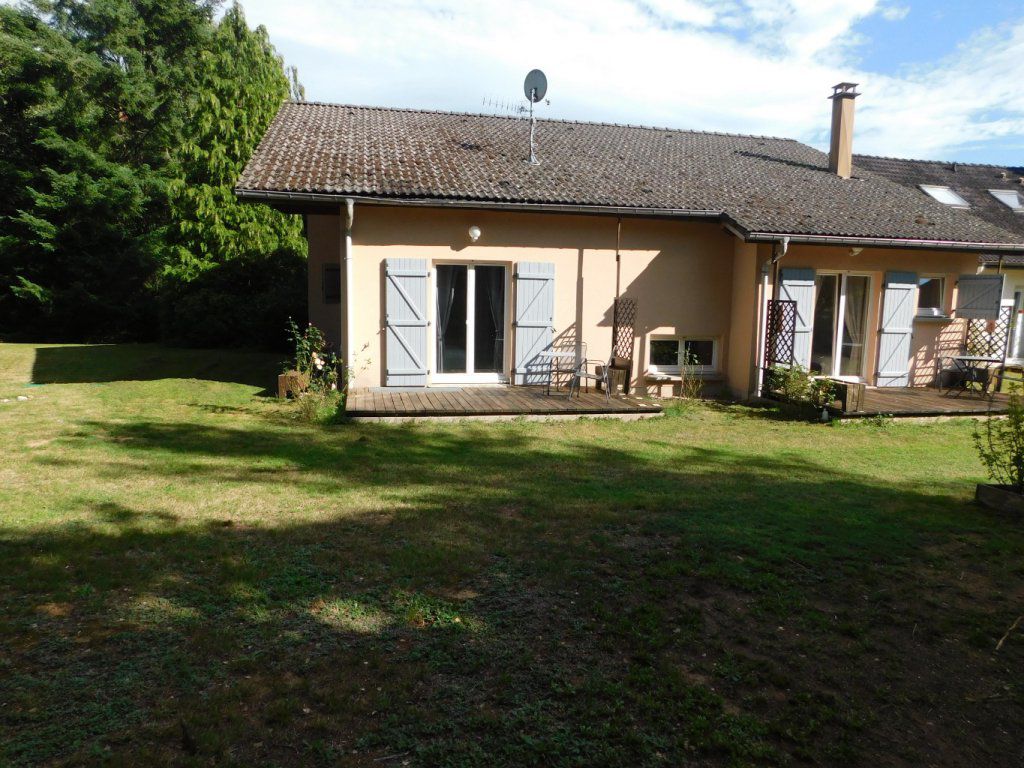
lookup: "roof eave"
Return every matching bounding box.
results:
[741,229,1024,254]
[235,188,1024,253]
[234,188,724,220]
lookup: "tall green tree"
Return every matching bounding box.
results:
[0,0,216,339]
[159,2,306,348]
[0,0,306,347]
[166,2,304,280]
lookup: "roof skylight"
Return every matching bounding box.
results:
[989,188,1024,212]
[919,184,970,208]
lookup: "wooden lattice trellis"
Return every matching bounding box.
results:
[764,299,797,368]
[608,297,637,395]
[965,306,1012,359]
[612,298,637,359]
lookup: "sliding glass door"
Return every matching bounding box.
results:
[810,273,871,380]
[434,264,507,383]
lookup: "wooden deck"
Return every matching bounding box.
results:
[837,386,1009,418]
[345,386,663,420]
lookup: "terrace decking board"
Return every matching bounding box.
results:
[837,387,1009,418]
[345,386,663,419]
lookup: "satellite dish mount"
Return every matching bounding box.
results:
[523,69,547,165]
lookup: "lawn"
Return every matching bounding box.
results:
[1,342,1022,767]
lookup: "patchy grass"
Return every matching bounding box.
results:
[1,342,1022,767]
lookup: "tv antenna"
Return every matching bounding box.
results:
[523,69,547,165]
[481,96,527,117]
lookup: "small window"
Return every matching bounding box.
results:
[989,189,1024,212]
[649,337,717,374]
[917,276,945,317]
[323,264,341,304]
[650,339,680,369]
[919,184,970,208]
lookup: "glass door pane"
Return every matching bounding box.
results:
[436,265,467,374]
[811,275,838,376]
[839,275,870,377]
[473,265,505,373]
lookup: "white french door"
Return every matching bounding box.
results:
[810,273,872,381]
[433,263,508,384]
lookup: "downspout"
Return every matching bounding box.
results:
[612,216,622,350]
[770,236,789,302]
[342,198,354,374]
[758,237,789,396]
[755,259,770,396]
[614,216,622,299]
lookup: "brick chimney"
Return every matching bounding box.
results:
[828,82,860,179]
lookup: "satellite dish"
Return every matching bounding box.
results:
[524,69,547,103]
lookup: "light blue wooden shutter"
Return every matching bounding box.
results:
[779,268,815,369]
[385,258,428,386]
[877,271,917,387]
[956,274,1004,319]
[513,262,555,385]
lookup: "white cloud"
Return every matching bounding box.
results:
[236,0,1023,161]
[632,0,719,28]
[880,4,910,21]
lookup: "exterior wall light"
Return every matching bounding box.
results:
[467,225,481,243]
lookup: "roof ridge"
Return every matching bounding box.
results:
[856,153,1021,172]
[283,100,802,144]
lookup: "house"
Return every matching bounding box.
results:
[236,84,1024,398]
[855,155,1024,361]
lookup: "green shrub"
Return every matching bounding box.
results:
[973,385,1024,492]
[808,378,837,410]
[284,318,341,395]
[283,318,347,422]
[767,364,811,404]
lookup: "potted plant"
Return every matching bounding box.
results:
[973,385,1024,516]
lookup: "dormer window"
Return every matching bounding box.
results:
[989,189,1024,212]
[919,185,970,208]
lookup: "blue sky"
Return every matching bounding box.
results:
[236,1,1015,164]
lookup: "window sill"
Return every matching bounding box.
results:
[914,314,954,323]
[646,370,722,382]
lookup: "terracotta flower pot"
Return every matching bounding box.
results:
[975,484,1024,517]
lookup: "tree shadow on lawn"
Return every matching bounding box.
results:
[30,343,282,394]
[3,419,1023,767]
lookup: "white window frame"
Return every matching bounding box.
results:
[810,271,874,382]
[916,274,946,317]
[430,261,512,385]
[649,336,718,376]
[989,189,1024,212]
[919,184,970,208]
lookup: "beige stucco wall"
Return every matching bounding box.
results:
[308,205,738,392]
[305,205,984,395]
[725,240,763,398]
[765,244,978,386]
[306,213,342,352]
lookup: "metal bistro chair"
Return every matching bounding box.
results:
[568,342,612,401]
[543,337,579,395]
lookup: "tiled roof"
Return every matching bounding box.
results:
[237,102,1024,249]
[853,155,1024,263]
[984,254,1024,266]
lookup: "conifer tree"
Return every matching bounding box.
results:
[167,1,304,280]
